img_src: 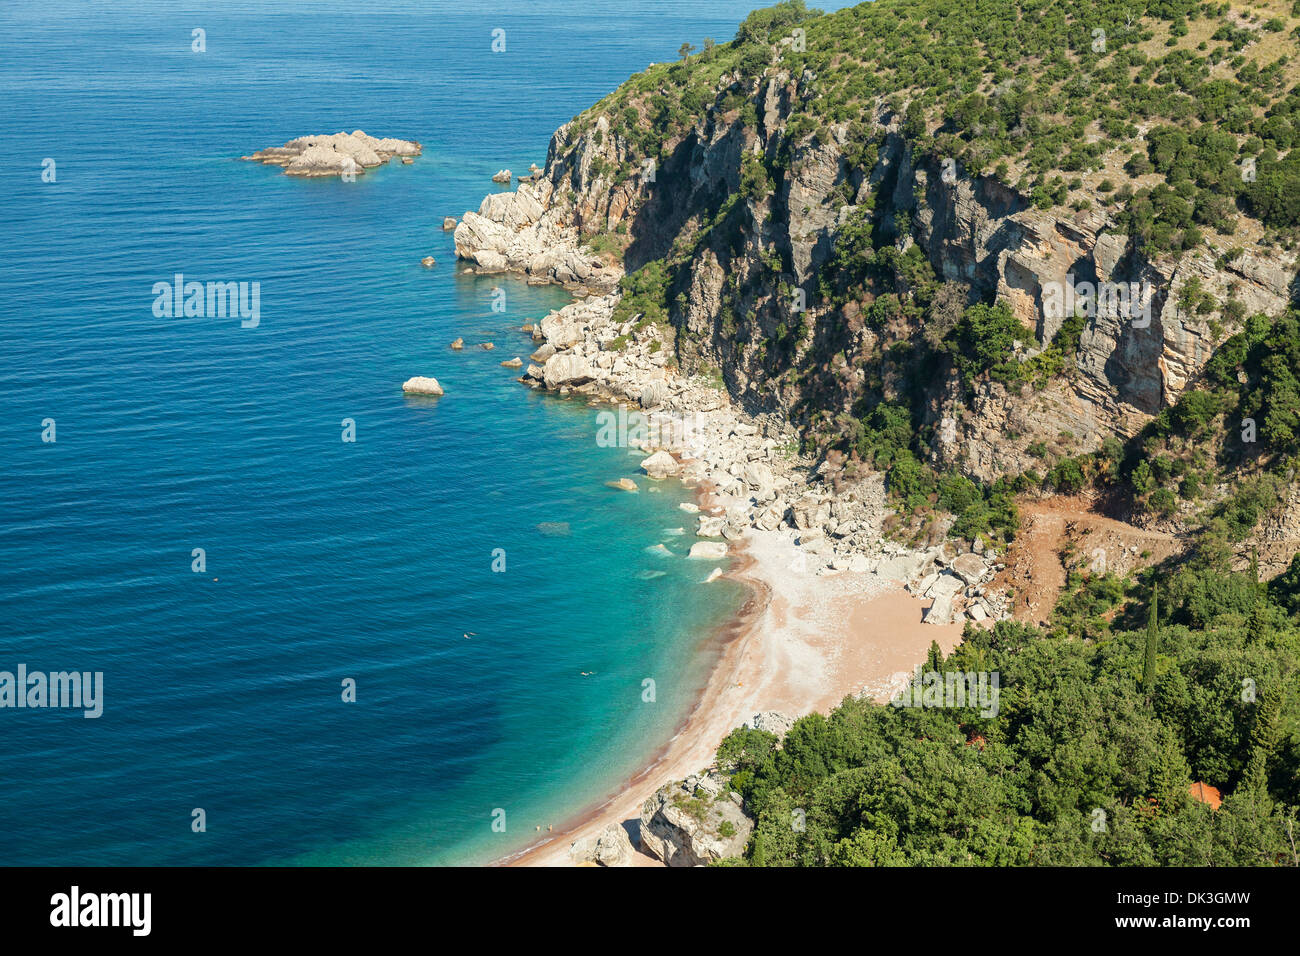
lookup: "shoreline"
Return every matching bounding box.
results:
[461,190,1007,866]
[500,514,968,866]
[493,522,770,867]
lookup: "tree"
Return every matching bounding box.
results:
[1143,583,1160,703]
[678,42,695,61]
[1248,548,1268,645]
[923,281,968,348]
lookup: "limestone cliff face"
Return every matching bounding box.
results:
[456,72,1297,484]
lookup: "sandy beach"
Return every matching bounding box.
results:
[504,523,966,867]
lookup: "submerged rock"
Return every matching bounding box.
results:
[421,256,436,267]
[606,477,638,492]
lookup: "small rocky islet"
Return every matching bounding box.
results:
[242,130,421,177]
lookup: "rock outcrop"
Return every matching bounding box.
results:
[741,712,797,739]
[401,376,443,396]
[639,774,752,867]
[453,180,621,289]
[242,130,420,177]
[568,823,636,867]
[456,67,1295,491]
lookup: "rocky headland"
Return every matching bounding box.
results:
[454,0,1300,865]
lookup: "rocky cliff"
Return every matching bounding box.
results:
[455,8,1298,493]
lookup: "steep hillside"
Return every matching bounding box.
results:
[455,0,1300,563]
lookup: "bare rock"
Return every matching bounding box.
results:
[640,778,752,867]
[568,823,636,867]
[244,130,421,178]
[950,553,989,585]
[542,352,593,389]
[401,376,443,396]
[741,711,796,739]
[925,592,956,625]
[688,541,728,560]
[640,450,681,479]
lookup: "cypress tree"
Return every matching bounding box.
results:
[1248,547,1269,646]
[1143,583,1159,702]
[1244,682,1281,796]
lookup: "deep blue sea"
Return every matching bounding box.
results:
[0,0,848,865]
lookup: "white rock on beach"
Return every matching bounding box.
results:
[568,823,635,867]
[640,779,752,866]
[401,376,444,396]
[742,711,796,739]
[951,552,989,585]
[925,592,956,625]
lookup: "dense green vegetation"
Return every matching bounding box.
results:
[1017,307,1300,550]
[568,1,1300,552]
[556,1,1300,867]
[581,0,1300,250]
[714,562,1300,865]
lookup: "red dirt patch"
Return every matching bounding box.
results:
[1189,781,1223,811]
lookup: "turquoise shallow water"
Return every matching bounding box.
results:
[0,0,848,866]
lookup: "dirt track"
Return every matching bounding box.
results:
[993,495,1186,625]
